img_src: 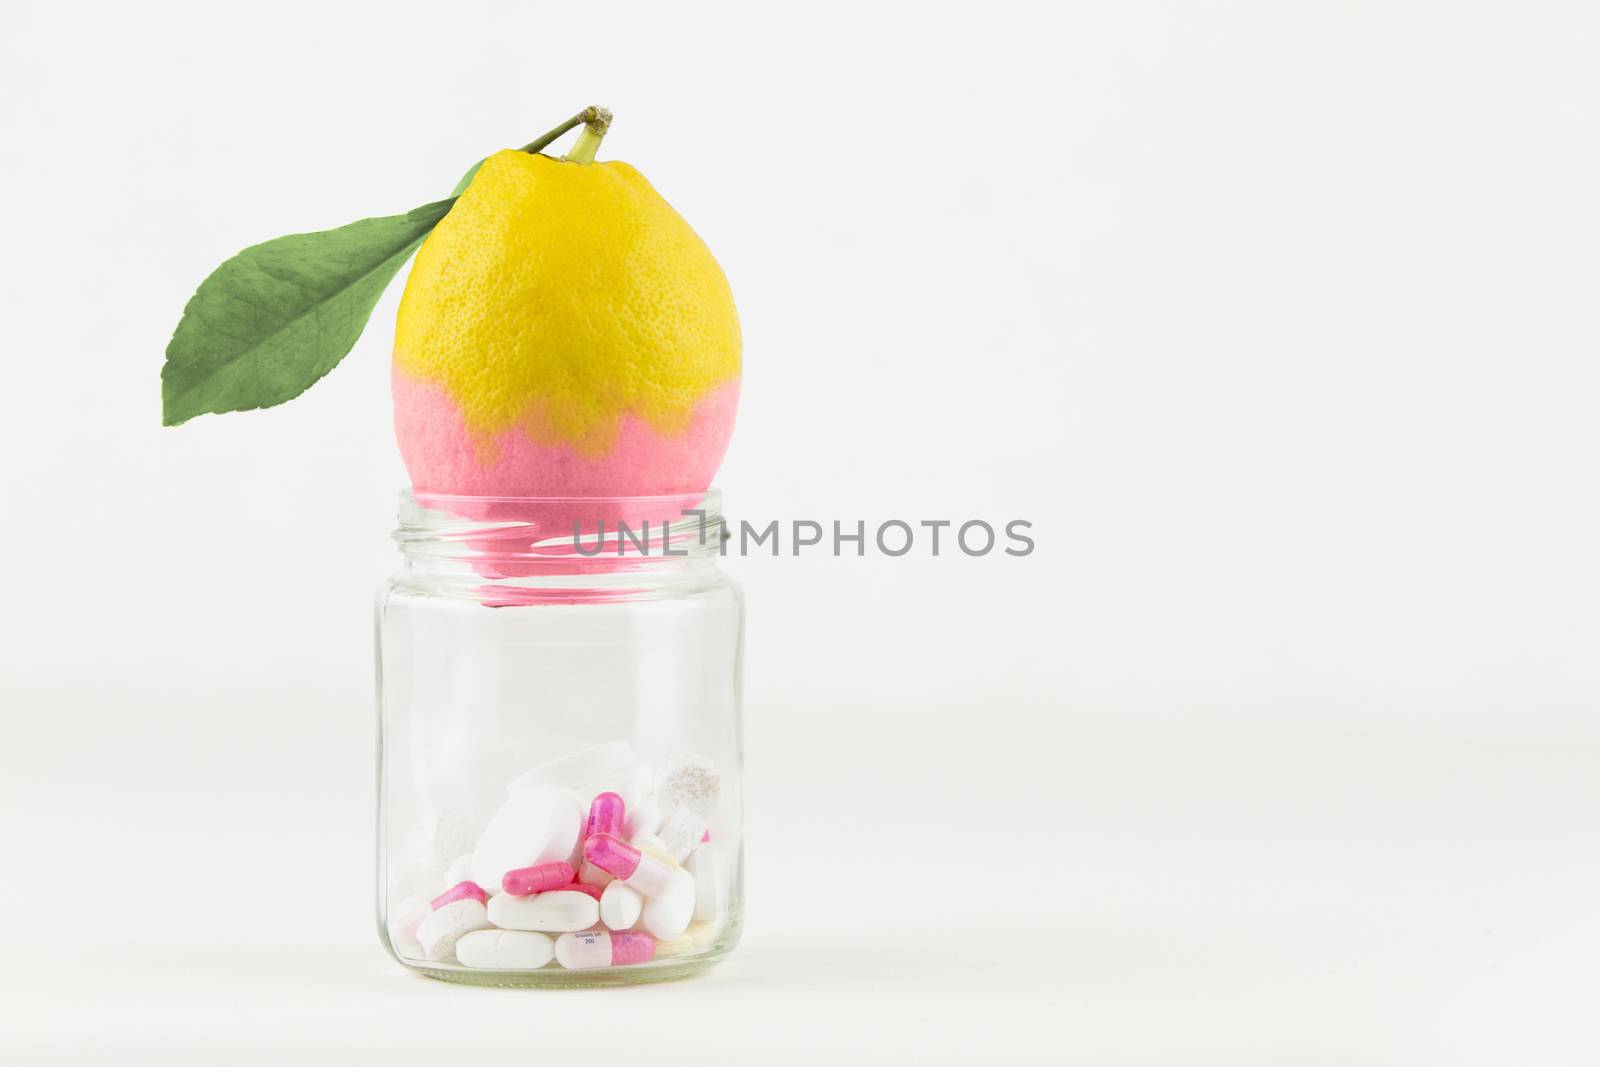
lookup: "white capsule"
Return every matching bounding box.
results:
[454,929,554,969]
[658,807,710,863]
[416,897,491,962]
[472,786,583,894]
[487,888,600,932]
[599,880,643,931]
[686,846,720,923]
[640,865,695,940]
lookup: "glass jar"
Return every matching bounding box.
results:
[375,490,744,987]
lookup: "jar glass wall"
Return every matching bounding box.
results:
[376,490,744,987]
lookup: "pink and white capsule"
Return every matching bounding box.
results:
[431,880,489,910]
[501,861,574,896]
[586,792,626,838]
[562,880,604,901]
[630,832,669,856]
[554,929,656,970]
[584,832,677,897]
[387,891,431,947]
[577,860,614,889]
[577,791,626,888]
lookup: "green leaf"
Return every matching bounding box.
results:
[451,158,486,197]
[161,197,456,426]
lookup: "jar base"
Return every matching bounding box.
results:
[412,951,728,988]
[387,919,742,989]
[400,940,736,991]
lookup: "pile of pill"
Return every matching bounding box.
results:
[389,744,726,972]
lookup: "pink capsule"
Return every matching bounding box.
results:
[584,832,676,897]
[577,860,614,888]
[501,861,575,896]
[430,880,488,910]
[554,929,656,970]
[586,792,626,838]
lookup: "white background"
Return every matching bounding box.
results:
[2,1,1598,1062]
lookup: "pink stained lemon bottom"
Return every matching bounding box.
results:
[392,369,740,500]
[392,370,738,584]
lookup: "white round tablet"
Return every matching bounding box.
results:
[471,787,583,894]
[640,866,695,940]
[416,897,491,962]
[507,740,636,796]
[599,880,643,931]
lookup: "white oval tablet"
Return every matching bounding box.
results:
[599,880,643,931]
[640,866,695,940]
[508,741,636,796]
[455,929,554,969]
[472,787,583,893]
[686,845,720,923]
[416,897,491,962]
[487,888,600,932]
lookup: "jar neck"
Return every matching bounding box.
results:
[394,490,725,583]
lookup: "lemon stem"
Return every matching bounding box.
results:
[520,106,612,157]
[564,107,612,164]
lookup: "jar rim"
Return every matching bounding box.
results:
[393,487,726,574]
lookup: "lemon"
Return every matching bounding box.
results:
[393,145,741,465]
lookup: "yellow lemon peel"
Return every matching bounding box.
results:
[394,148,741,457]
